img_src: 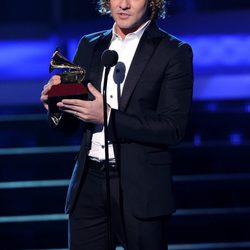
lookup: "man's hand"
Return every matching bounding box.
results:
[57,83,110,124]
[40,75,61,110]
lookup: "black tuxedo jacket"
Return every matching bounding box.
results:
[63,22,193,218]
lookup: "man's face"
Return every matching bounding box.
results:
[110,0,149,38]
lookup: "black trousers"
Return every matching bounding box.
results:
[69,163,169,250]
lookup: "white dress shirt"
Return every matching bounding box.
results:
[88,21,151,161]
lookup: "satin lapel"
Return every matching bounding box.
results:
[119,23,165,111]
[88,30,112,92]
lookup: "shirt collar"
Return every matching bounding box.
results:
[111,20,151,41]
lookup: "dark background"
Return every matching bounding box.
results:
[0,1,250,249]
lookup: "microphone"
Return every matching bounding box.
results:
[101,49,118,68]
[100,49,119,250]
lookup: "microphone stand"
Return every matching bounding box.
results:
[102,66,112,250]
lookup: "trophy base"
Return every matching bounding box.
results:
[47,83,88,113]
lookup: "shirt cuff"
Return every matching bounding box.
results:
[50,113,63,126]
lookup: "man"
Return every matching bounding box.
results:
[41,0,193,249]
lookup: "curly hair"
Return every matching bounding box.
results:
[98,0,167,20]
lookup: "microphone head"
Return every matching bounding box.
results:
[101,49,119,67]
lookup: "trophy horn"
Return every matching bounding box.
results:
[49,48,86,83]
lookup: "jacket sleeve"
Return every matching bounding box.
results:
[108,43,194,146]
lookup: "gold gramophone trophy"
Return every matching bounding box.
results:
[47,49,88,113]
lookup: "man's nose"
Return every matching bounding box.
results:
[119,0,130,9]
